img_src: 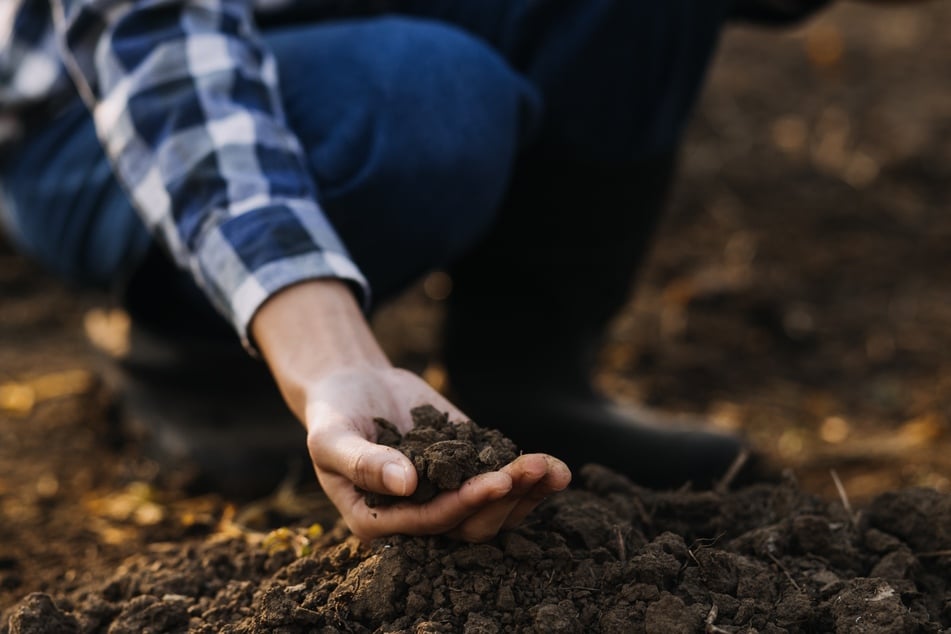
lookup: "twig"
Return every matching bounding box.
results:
[688,533,727,572]
[691,532,726,550]
[705,603,730,634]
[687,546,701,568]
[564,586,601,592]
[716,448,751,494]
[916,550,951,558]
[830,469,856,525]
[613,525,626,561]
[767,551,801,592]
[296,607,322,617]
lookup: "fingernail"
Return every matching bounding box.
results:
[383,462,409,496]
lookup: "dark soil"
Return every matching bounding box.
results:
[3,3,951,633]
[5,467,950,633]
[365,405,519,506]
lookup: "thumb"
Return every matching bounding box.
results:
[309,429,418,496]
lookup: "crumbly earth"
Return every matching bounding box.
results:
[4,466,950,633]
[364,405,519,506]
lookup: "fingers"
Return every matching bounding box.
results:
[451,454,572,542]
[340,454,571,543]
[309,428,418,497]
[346,470,514,541]
[501,455,572,529]
[447,454,549,542]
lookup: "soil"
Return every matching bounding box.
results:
[4,468,951,632]
[2,3,951,633]
[364,405,519,506]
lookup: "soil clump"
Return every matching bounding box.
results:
[364,405,519,506]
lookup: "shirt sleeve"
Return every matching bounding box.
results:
[51,0,370,347]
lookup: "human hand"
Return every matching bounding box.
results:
[302,364,570,541]
[251,280,570,542]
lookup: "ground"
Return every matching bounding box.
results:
[1,2,950,632]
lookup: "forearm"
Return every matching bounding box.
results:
[251,280,388,421]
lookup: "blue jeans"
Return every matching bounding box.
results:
[0,0,729,306]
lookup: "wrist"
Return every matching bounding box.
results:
[251,279,389,417]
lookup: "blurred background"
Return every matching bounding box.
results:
[600,0,951,499]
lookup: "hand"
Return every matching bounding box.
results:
[303,364,570,541]
[251,280,571,542]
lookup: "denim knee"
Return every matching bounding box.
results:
[266,18,542,295]
[0,101,151,289]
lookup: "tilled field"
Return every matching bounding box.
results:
[5,468,950,632]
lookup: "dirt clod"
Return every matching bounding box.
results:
[6,593,78,634]
[364,405,518,506]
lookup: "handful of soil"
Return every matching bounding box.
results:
[364,405,519,507]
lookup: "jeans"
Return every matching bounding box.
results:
[0,0,730,309]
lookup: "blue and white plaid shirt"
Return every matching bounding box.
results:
[1,0,828,343]
[1,0,369,345]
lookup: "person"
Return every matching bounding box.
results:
[0,0,844,541]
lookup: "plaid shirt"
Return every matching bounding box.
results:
[1,0,369,346]
[1,0,829,343]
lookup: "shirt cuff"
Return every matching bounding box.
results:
[192,203,371,352]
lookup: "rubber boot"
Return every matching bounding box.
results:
[444,155,752,489]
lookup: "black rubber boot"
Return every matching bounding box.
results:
[444,155,752,489]
[102,249,308,500]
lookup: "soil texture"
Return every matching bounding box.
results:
[4,467,950,633]
[365,405,519,506]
